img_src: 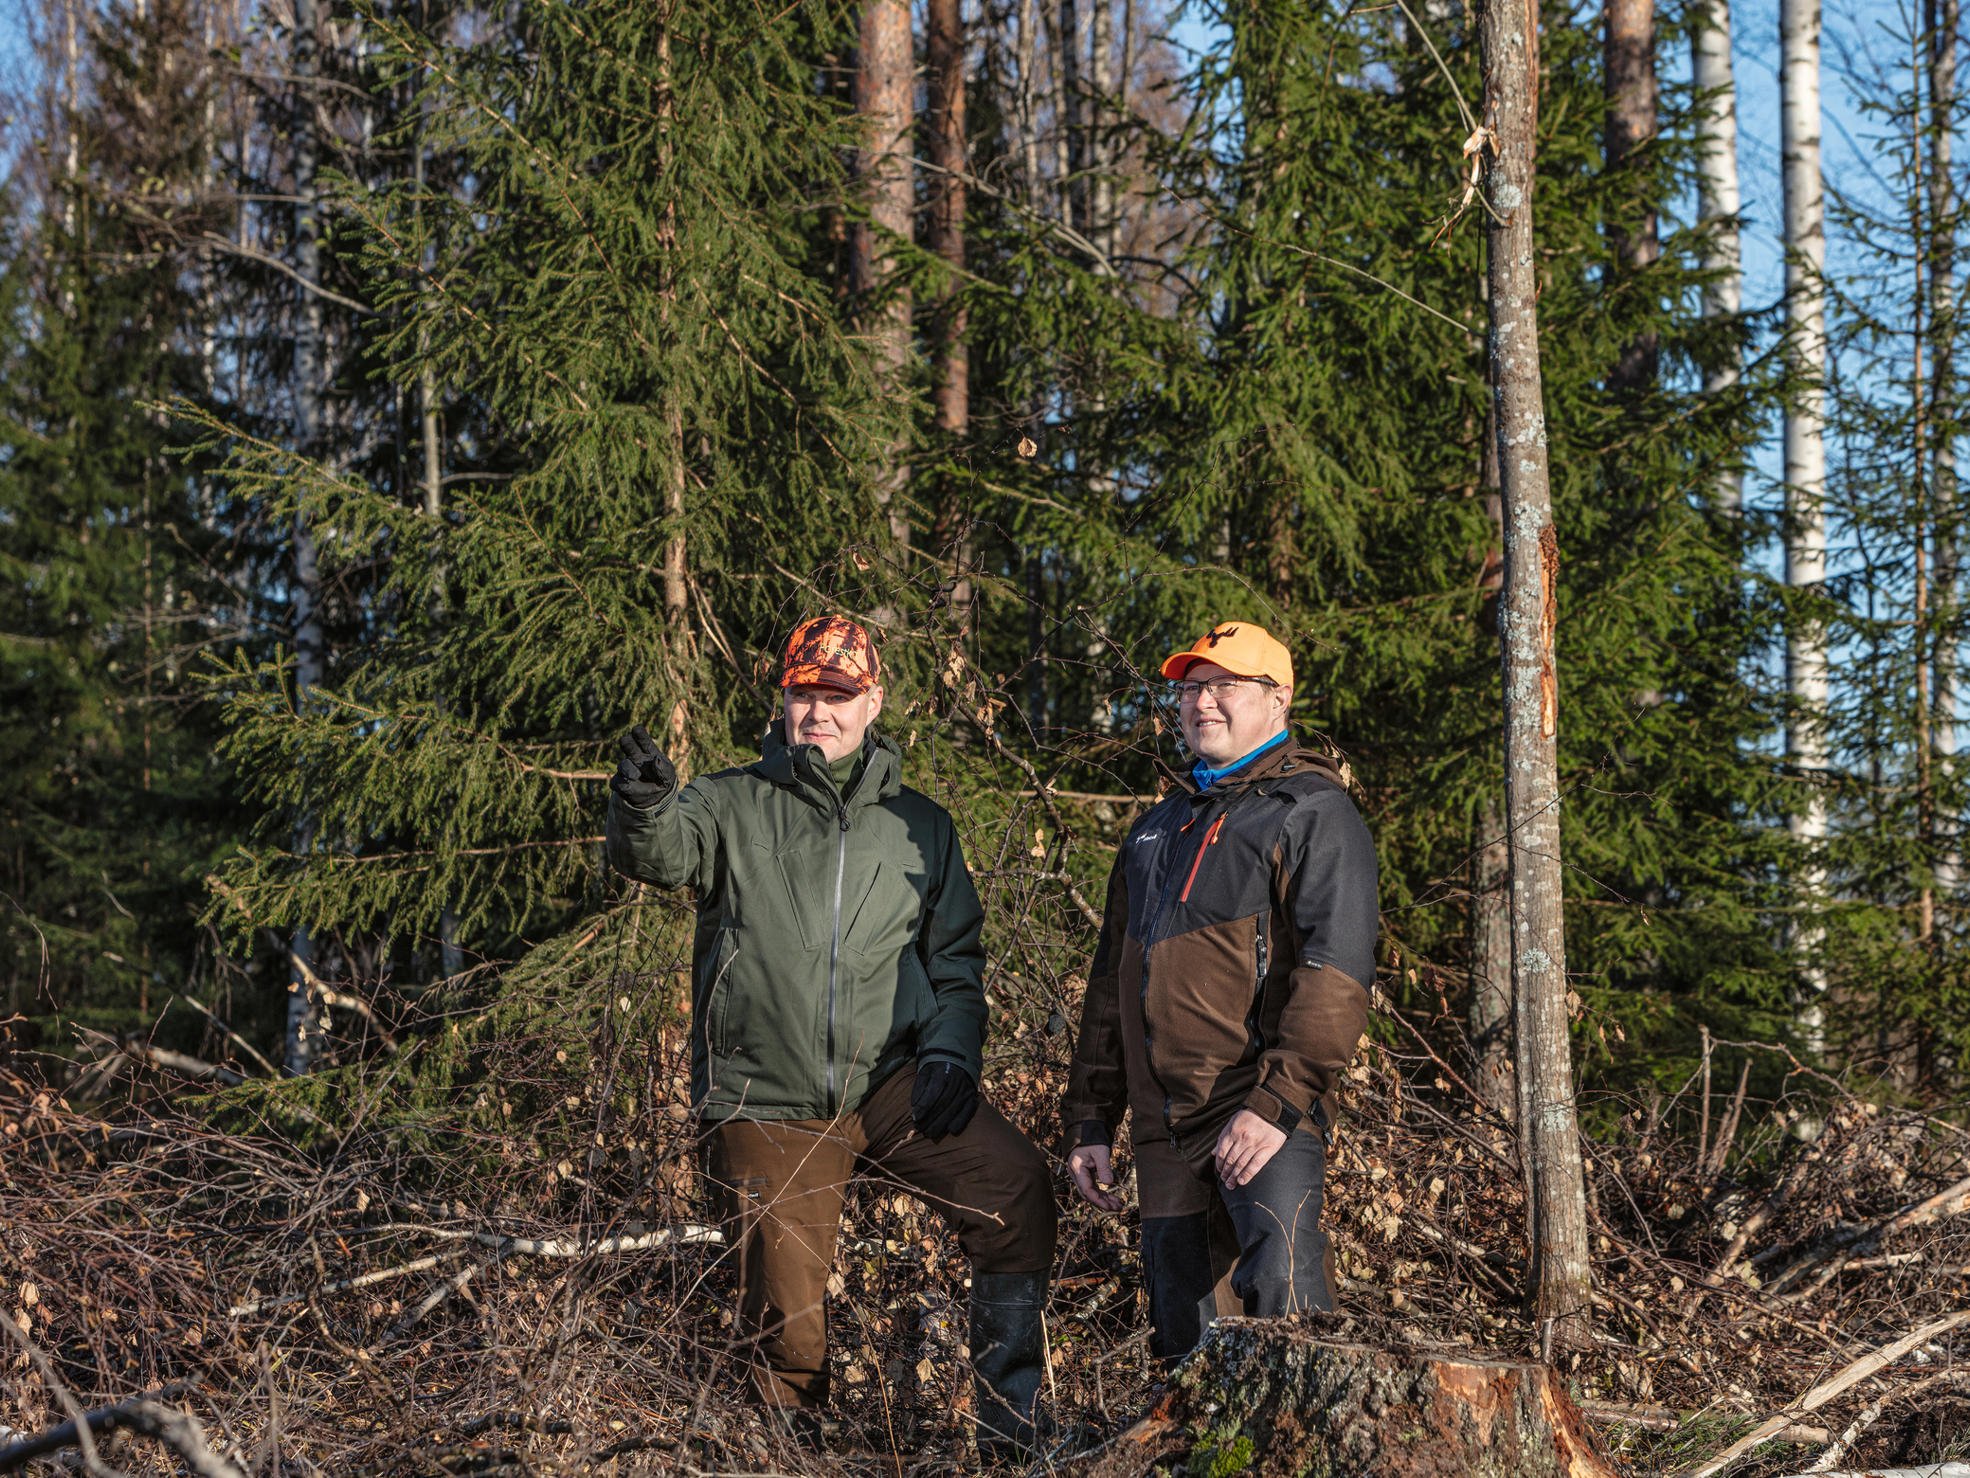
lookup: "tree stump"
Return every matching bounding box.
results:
[1099,1317,1620,1478]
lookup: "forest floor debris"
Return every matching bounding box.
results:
[3,1004,1968,1476]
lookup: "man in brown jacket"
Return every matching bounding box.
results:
[1062,621,1379,1358]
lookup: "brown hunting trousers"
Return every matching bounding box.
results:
[704,1065,1056,1409]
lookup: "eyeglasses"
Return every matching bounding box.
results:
[1168,677,1276,703]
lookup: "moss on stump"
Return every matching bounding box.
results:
[1094,1317,1621,1478]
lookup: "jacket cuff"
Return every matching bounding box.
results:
[917,1049,971,1077]
[1071,1118,1111,1149]
[607,786,671,824]
[1242,1084,1305,1136]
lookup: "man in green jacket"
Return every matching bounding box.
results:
[607,614,1055,1453]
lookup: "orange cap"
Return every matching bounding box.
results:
[780,614,880,693]
[1160,621,1293,688]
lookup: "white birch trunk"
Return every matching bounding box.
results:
[1781,0,1831,1053]
[1693,0,1744,512]
[1481,0,1593,1348]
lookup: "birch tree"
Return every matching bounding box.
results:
[1781,0,1830,1052]
[1693,0,1743,511]
[1480,0,1594,1347]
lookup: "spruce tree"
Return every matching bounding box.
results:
[196,1,910,997]
[0,0,237,1043]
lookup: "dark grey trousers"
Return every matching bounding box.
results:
[1136,1125,1334,1361]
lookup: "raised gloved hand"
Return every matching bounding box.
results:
[911,1059,979,1140]
[612,725,677,809]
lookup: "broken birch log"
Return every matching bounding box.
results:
[1110,1318,1619,1477]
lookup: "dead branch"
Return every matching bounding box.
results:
[1576,1401,1828,1445]
[225,1248,472,1318]
[1713,1144,1823,1280]
[1677,1311,1970,1478]
[1768,1169,1970,1299]
[0,1393,247,1478]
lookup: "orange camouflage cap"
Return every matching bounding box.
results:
[1161,621,1294,688]
[780,614,881,694]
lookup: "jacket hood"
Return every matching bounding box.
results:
[756,723,904,805]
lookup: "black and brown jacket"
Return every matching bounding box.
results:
[1062,738,1379,1164]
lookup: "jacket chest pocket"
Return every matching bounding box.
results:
[844,859,925,958]
[749,836,833,954]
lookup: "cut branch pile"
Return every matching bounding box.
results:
[3,985,1969,1476]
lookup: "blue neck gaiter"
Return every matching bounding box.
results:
[1192,730,1290,792]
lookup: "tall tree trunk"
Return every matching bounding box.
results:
[1781,0,1830,1053]
[1481,0,1593,1348]
[853,0,915,562]
[1088,0,1115,262]
[1471,802,1517,1119]
[1059,0,1084,228]
[410,7,463,980]
[1015,0,1043,203]
[927,0,973,636]
[287,0,327,1075]
[1929,0,1959,913]
[1692,0,1743,512]
[1473,352,1516,1120]
[1604,0,1658,390]
[655,12,694,776]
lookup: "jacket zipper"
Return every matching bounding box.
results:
[827,803,849,1115]
[1178,815,1226,903]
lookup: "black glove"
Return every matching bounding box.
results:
[910,1059,979,1141]
[611,725,677,809]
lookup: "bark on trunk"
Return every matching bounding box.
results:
[1928,0,1959,908]
[927,0,973,633]
[1088,0,1115,261]
[287,0,326,1076]
[1481,0,1593,1348]
[411,35,463,980]
[927,0,967,438]
[1692,0,1743,512]
[1604,0,1658,390]
[1110,1322,1619,1478]
[1473,298,1514,1121]
[853,0,915,560]
[655,14,693,774]
[1781,0,1830,1052]
[1472,802,1516,1119]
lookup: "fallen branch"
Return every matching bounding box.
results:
[1576,1401,1827,1445]
[229,1223,724,1321]
[0,1393,248,1477]
[367,1221,726,1258]
[1714,1145,1821,1280]
[1799,1369,1970,1473]
[1677,1310,1970,1478]
[227,1247,472,1318]
[1768,1170,1970,1299]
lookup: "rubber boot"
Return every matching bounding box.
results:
[970,1270,1049,1462]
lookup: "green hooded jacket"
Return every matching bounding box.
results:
[605,727,986,1121]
